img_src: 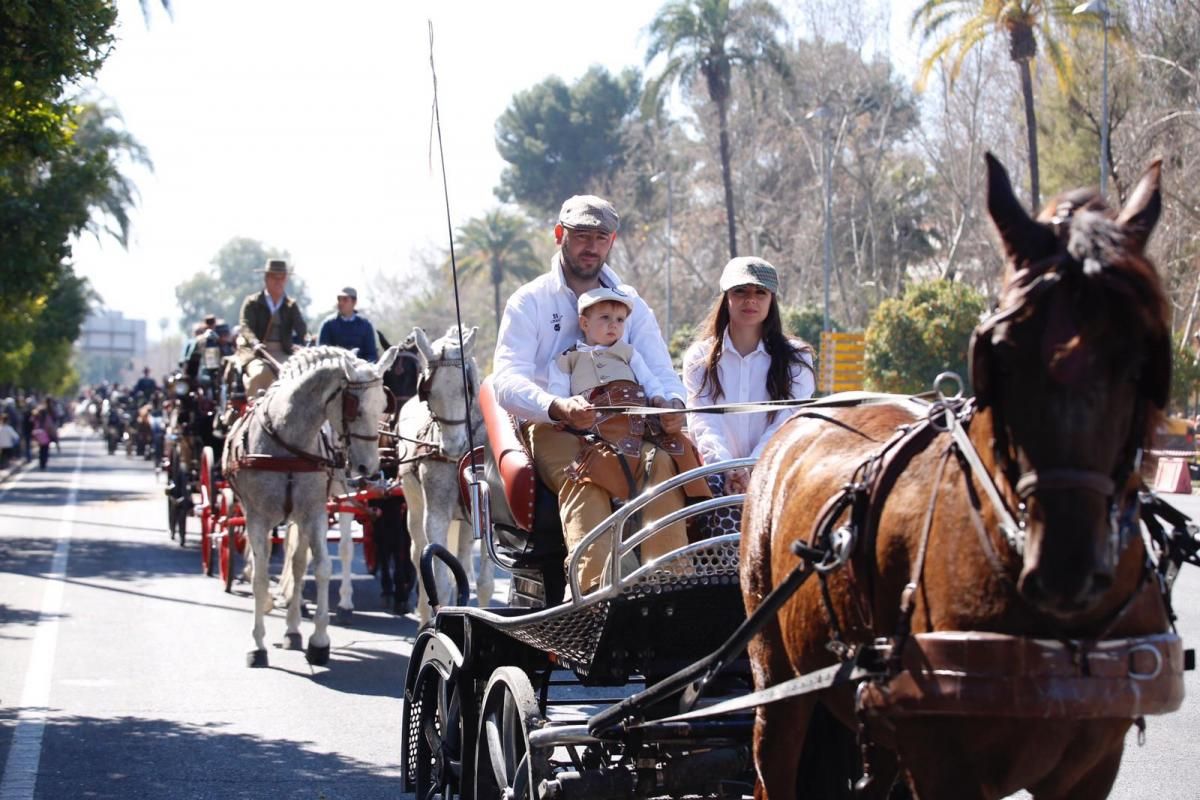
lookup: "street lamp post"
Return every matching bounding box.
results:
[1074,0,1111,196]
[807,106,834,333]
[651,169,674,341]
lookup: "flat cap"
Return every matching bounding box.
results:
[337,286,357,300]
[578,286,634,316]
[558,195,619,233]
[719,257,779,294]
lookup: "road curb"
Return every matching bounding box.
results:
[0,457,34,488]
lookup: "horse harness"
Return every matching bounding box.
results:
[226,376,382,517]
[395,354,478,466]
[630,388,1191,756]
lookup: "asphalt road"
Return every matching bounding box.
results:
[2,428,1200,799]
[0,428,421,799]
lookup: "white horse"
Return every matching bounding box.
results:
[222,345,399,668]
[397,327,494,625]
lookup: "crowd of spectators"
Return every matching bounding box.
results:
[0,393,68,471]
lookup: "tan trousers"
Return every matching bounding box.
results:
[526,423,688,594]
[243,343,287,399]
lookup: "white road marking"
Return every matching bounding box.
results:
[0,442,85,800]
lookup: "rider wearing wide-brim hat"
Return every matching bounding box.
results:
[235,258,308,398]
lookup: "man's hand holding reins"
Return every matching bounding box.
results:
[550,395,597,429]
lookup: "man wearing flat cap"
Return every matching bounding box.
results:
[491,194,689,595]
[236,258,308,398]
[318,286,378,362]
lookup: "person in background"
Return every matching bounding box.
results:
[235,259,308,398]
[32,399,57,469]
[317,286,378,361]
[0,413,19,468]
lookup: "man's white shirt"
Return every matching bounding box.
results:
[492,254,684,423]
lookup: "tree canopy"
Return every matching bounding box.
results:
[174,238,311,334]
[0,1,144,393]
[495,66,641,218]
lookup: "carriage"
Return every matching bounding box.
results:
[402,157,1200,799]
[402,378,762,800]
[162,367,226,546]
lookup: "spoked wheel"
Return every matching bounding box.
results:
[475,667,550,800]
[412,663,476,800]
[220,525,242,593]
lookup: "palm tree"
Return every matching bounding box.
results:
[452,210,542,332]
[645,0,789,259]
[911,0,1090,212]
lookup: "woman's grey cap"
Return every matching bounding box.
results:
[719,257,779,294]
[558,195,620,233]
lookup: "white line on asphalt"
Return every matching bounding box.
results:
[0,440,85,800]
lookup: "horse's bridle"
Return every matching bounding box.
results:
[418,356,477,427]
[968,254,1147,558]
[322,376,387,481]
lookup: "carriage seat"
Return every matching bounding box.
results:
[477,378,567,572]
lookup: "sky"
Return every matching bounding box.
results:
[72,0,920,338]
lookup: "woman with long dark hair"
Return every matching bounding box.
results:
[682,258,814,498]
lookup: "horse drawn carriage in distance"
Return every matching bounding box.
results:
[162,340,417,613]
[402,156,1200,799]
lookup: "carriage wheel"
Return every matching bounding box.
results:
[412,663,476,800]
[221,526,241,593]
[200,446,214,510]
[474,667,550,800]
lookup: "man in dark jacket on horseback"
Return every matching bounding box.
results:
[235,259,308,398]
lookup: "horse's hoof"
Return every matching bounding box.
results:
[282,632,303,651]
[247,649,269,668]
[334,607,353,626]
[305,643,330,666]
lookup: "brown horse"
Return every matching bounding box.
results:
[742,155,1175,799]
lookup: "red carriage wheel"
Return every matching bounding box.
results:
[199,446,214,508]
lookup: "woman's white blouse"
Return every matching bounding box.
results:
[682,333,815,464]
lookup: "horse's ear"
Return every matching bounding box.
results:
[985,152,1057,268]
[413,328,434,364]
[461,326,478,353]
[1117,159,1163,253]
[376,345,401,375]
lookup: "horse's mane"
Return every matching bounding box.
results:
[1034,189,1168,335]
[271,346,375,393]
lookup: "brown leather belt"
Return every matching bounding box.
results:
[859,631,1186,719]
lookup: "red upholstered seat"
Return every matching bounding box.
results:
[478,377,537,532]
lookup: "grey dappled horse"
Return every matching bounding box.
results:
[396,327,494,625]
[223,345,399,667]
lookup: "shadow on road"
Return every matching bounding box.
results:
[0,602,66,635]
[0,536,199,581]
[0,712,402,799]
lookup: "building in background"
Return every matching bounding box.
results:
[75,310,148,387]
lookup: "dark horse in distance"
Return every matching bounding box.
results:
[742,155,1179,798]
